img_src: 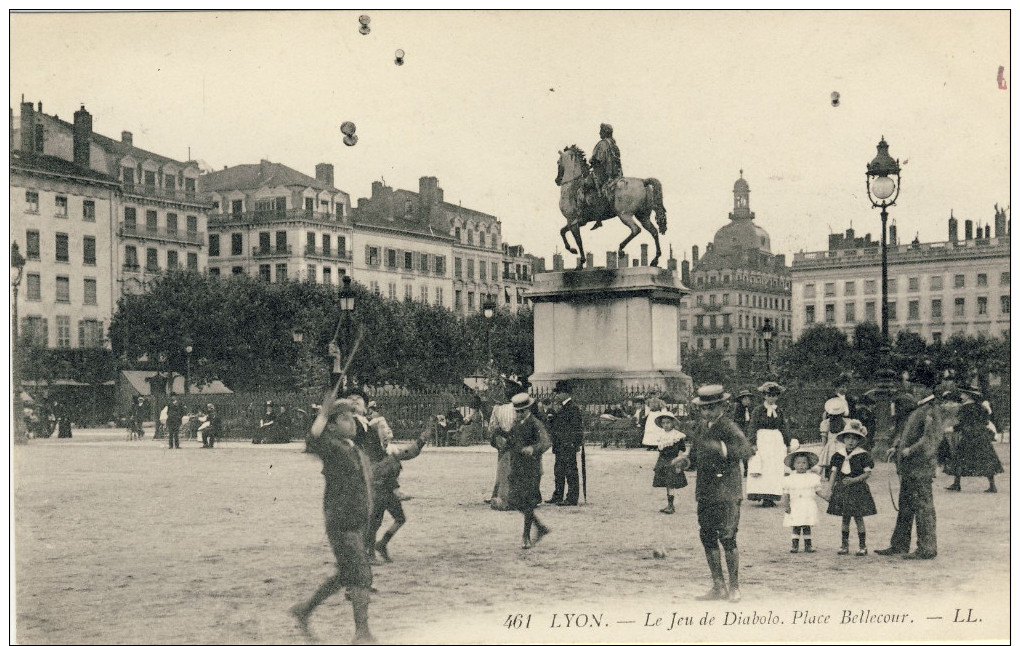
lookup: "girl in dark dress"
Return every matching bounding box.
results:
[944,396,1003,493]
[507,393,553,549]
[825,421,876,556]
[651,413,688,514]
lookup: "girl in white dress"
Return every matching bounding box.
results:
[782,450,823,553]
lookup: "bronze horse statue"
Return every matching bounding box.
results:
[555,145,667,269]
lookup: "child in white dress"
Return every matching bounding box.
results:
[782,450,823,553]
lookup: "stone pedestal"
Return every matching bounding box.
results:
[527,267,692,395]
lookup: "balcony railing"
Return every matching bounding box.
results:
[118,223,205,246]
[253,245,293,258]
[122,182,211,205]
[692,324,735,335]
[303,246,353,261]
[209,208,347,226]
[699,302,724,311]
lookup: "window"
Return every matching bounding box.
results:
[954,298,965,317]
[695,315,704,328]
[232,266,244,276]
[167,213,178,235]
[167,250,179,269]
[146,248,159,271]
[492,262,499,281]
[259,264,271,282]
[276,264,288,282]
[1001,295,1010,314]
[124,246,139,269]
[435,256,446,275]
[930,276,943,291]
[455,257,463,278]
[709,294,717,306]
[26,230,40,259]
[954,274,965,288]
[435,287,444,307]
[338,236,347,257]
[845,302,856,323]
[232,233,243,256]
[185,178,196,194]
[366,246,380,266]
[83,279,97,305]
[78,320,103,348]
[306,232,316,252]
[55,195,68,217]
[888,301,897,320]
[388,282,397,299]
[723,337,730,350]
[146,210,158,233]
[276,231,287,252]
[480,261,487,281]
[887,278,897,293]
[823,283,836,297]
[420,285,428,302]
[931,299,942,319]
[932,332,942,345]
[55,233,69,262]
[124,207,137,230]
[82,200,95,221]
[977,297,988,315]
[56,276,70,303]
[404,284,413,301]
[187,253,198,271]
[709,315,717,329]
[83,236,96,266]
[56,315,71,348]
[467,259,475,280]
[467,230,474,245]
[805,305,815,324]
[386,249,397,268]
[370,281,380,296]
[722,293,729,305]
[844,281,856,296]
[258,231,271,252]
[455,290,462,310]
[307,265,316,283]
[908,300,920,320]
[468,292,475,310]
[22,316,48,347]
[322,234,331,255]
[824,303,835,323]
[679,319,688,331]
[696,338,704,349]
[26,273,40,301]
[122,167,135,184]
[404,251,413,270]
[977,273,988,287]
[26,190,39,212]
[209,267,220,277]
[1000,272,1010,286]
[479,232,485,246]
[420,253,430,272]
[864,280,876,295]
[709,339,717,350]
[908,277,919,292]
[209,234,220,256]
[305,197,314,211]
[232,199,243,214]
[722,314,730,328]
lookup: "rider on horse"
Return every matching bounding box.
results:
[590,123,623,229]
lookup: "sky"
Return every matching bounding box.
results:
[9,10,1011,265]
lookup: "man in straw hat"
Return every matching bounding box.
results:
[875,361,945,560]
[688,385,753,601]
[291,387,375,644]
[507,392,553,549]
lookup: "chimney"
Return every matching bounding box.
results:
[667,257,678,271]
[706,242,714,254]
[419,176,439,223]
[640,244,649,266]
[976,225,983,239]
[315,163,334,188]
[889,222,898,246]
[632,259,640,267]
[692,245,699,264]
[534,257,546,273]
[121,131,133,147]
[606,251,618,269]
[948,211,958,242]
[994,206,1007,237]
[19,99,34,152]
[681,259,690,285]
[37,101,42,113]
[618,251,628,268]
[552,252,564,271]
[985,224,991,239]
[73,104,92,168]
[585,252,594,268]
[964,219,973,240]
[775,253,786,267]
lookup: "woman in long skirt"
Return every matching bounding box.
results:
[506,393,553,549]
[746,382,792,508]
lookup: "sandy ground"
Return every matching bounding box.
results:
[13,430,1010,644]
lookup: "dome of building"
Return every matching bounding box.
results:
[713,219,772,254]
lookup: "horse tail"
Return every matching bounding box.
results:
[644,178,667,233]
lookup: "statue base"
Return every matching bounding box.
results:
[526,266,692,398]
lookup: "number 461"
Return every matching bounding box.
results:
[504,614,532,629]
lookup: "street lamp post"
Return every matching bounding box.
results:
[11,242,27,444]
[184,337,193,398]
[483,296,495,368]
[760,317,774,374]
[865,137,901,346]
[331,275,356,388]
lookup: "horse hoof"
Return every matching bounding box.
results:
[650,259,659,267]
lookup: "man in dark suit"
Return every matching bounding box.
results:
[165,395,185,449]
[688,385,753,602]
[545,391,584,506]
[875,363,945,560]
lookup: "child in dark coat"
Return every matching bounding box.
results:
[369,429,430,563]
[824,421,876,556]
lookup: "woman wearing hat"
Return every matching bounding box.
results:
[942,389,1002,493]
[746,382,792,508]
[818,397,849,479]
[824,420,876,556]
[782,450,822,553]
[507,393,553,549]
[651,412,688,514]
[255,401,276,445]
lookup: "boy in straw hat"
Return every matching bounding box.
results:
[782,450,823,553]
[291,387,375,644]
[687,385,753,602]
[507,392,553,549]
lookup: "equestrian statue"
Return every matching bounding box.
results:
[555,123,667,269]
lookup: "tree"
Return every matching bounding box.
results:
[683,348,734,386]
[849,322,884,377]
[778,324,851,386]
